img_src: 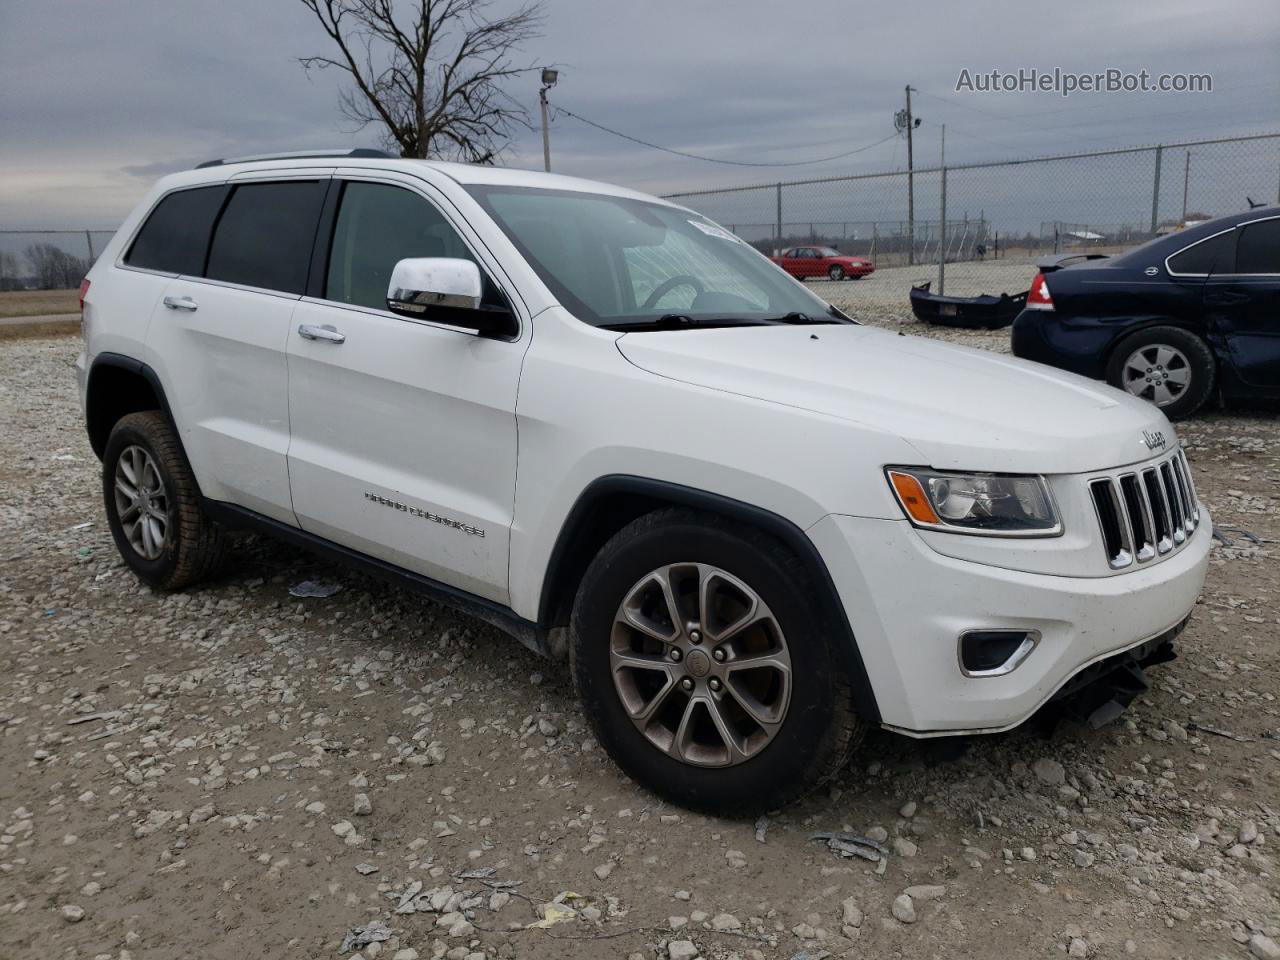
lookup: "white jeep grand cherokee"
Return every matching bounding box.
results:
[77,149,1210,812]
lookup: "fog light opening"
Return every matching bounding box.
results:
[959,630,1039,677]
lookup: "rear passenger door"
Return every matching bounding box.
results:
[1205,215,1280,391]
[146,174,330,524]
[285,172,527,604]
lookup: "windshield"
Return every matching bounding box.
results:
[815,247,841,257]
[465,185,849,328]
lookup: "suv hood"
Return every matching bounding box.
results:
[616,324,1172,475]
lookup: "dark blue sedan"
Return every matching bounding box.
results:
[1011,206,1280,418]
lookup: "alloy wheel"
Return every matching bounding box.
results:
[113,444,169,560]
[608,563,792,767]
[1121,344,1191,407]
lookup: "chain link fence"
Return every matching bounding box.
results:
[3,132,1278,304]
[664,132,1280,311]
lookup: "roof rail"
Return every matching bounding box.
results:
[195,148,395,169]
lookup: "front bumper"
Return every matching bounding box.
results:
[809,511,1210,734]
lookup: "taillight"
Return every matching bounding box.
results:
[79,278,91,312]
[1025,272,1054,311]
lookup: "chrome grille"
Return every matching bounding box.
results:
[1089,448,1199,570]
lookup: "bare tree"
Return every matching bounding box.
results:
[24,243,88,290]
[0,250,22,292]
[297,0,543,163]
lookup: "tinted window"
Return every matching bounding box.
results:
[1236,218,1280,274]
[1167,229,1235,275]
[125,186,228,275]
[326,181,477,310]
[206,181,326,294]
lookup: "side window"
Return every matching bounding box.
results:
[1236,219,1280,274]
[1167,229,1235,276]
[206,181,326,294]
[125,186,228,275]
[325,181,480,311]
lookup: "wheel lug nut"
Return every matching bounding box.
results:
[680,677,694,691]
[712,648,726,662]
[708,678,722,691]
[669,648,682,663]
[689,629,702,644]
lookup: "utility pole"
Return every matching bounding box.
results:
[1181,150,1191,222]
[905,85,915,265]
[539,68,559,172]
[938,124,946,294]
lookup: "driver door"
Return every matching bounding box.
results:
[285,173,529,603]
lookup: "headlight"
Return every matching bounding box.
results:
[886,467,1061,537]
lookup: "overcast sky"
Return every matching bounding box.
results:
[1,0,1277,229]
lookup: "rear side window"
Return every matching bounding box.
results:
[1236,218,1280,274]
[206,181,326,294]
[325,181,477,311]
[125,186,228,275]
[1167,230,1235,276]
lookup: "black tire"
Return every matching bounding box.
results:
[828,265,845,281]
[102,411,225,591]
[1104,325,1215,420]
[570,508,862,814]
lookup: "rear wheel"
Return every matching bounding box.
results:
[1105,326,1215,419]
[103,411,225,590]
[570,509,861,813]
[828,265,845,281]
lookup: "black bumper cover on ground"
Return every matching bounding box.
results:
[1041,616,1189,730]
[909,281,1028,330]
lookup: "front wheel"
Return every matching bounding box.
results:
[828,265,846,281]
[1105,326,1215,419]
[570,509,861,813]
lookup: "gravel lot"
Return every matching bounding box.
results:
[2,303,1277,960]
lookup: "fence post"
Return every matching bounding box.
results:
[938,165,947,295]
[871,222,877,262]
[775,183,782,255]
[1149,144,1164,234]
[85,230,95,265]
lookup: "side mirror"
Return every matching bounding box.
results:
[386,257,516,337]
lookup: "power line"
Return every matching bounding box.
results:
[551,104,899,167]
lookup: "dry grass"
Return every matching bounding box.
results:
[0,289,80,318]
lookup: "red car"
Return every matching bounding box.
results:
[772,246,875,281]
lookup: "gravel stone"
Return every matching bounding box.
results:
[1032,758,1066,786]
[891,894,916,923]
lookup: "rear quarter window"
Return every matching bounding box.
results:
[205,181,327,294]
[1166,229,1235,276]
[124,185,229,275]
[1236,218,1280,274]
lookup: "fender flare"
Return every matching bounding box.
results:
[539,474,882,724]
[85,352,179,458]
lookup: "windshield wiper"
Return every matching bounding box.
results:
[599,314,773,332]
[759,311,842,325]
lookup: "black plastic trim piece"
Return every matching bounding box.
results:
[539,475,882,724]
[85,353,178,459]
[306,178,340,300]
[202,500,548,657]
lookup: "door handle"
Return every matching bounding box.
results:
[162,295,198,312]
[297,323,346,344]
[1204,291,1251,306]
